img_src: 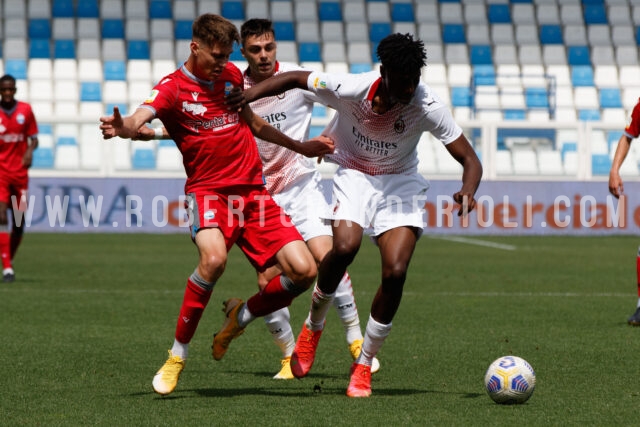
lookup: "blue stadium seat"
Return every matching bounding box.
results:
[391,4,415,22]
[106,103,128,115]
[488,4,511,24]
[567,46,591,66]
[157,139,175,148]
[370,23,392,43]
[561,142,577,160]
[583,4,607,25]
[150,0,173,19]
[80,82,102,102]
[132,149,156,169]
[318,2,342,21]
[525,88,549,108]
[504,109,526,120]
[29,19,51,38]
[57,136,77,146]
[539,25,563,44]
[592,153,611,174]
[273,22,295,41]
[579,109,601,121]
[607,131,624,149]
[102,19,125,39]
[472,64,496,85]
[350,63,372,74]
[230,48,244,61]
[32,147,55,168]
[77,0,99,18]
[600,88,622,108]
[128,41,150,60]
[52,0,74,18]
[221,1,245,20]
[451,87,472,107]
[571,65,594,86]
[54,40,76,59]
[442,24,466,44]
[104,60,127,80]
[29,39,51,59]
[4,60,28,79]
[174,21,192,40]
[299,43,322,62]
[309,125,324,138]
[470,45,493,66]
[637,27,640,46]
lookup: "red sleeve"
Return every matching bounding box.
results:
[625,99,640,139]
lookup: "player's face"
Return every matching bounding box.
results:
[382,68,420,105]
[192,40,233,81]
[0,81,17,104]
[241,33,277,83]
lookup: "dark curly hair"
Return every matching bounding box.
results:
[376,33,427,74]
[240,18,274,45]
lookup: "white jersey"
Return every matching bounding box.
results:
[306,71,462,175]
[244,62,318,194]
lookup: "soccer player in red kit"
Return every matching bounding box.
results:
[609,98,640,325]
[0,74,39,283]
[99,14,334,396]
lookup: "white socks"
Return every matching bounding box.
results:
[358,315,392,367]
[264,308,295,358]
[171,339,189,360]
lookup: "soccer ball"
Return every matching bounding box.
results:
[484,355,536,404]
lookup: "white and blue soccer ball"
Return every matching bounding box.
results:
[484,355,536,404]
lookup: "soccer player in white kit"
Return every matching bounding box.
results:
[234,33,483,397]
[239,18,379,379]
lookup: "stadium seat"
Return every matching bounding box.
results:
[29,19,51,39]
[516,25,538,45]
[174,20,193,40]
[52,18,76,39]
[583,4,608,25]
[543,45,568,66]
[273,22,295,41]
[32,147,55,168]
[440,3,463,25]
[54,145,80,170]
[53,59,77,80]
[537,150,564,175]
[320,22,343,43]
[54,40,75,59]
[539,25,563,44]
[370,23,392,43]
[567,46,592,66]
[4,0,26,18]
[150,0,173,19]
[298,43,321,62]
[77,0,99,18]
[367,2,390,23]
[391,4,414,23]
[29,40,51,59]
[466,24,491,45]
[102,19,125,39]
[78,19,101,40]
[442,24,466,44]
[150,20,174,40]
[128,41,150,60]
[600,88,623,108]
[322,42,346,63]
[27,58,52,80]
[80,82,102,102]
[4,59,27,79]
[592,153,612,175]
[563,24,587,46]
[173,0,196,20]
[132,148,156,169]
[318,2,342,21]
[28,0,52,19]
[512,150,538,175]
[588,25,612,47]
[451,87,472,107]
[571,65,595,87]
[156,142,183,171]
[525,88,549,109]
[579,109,601,121]
[104,60,127,81]
[470,46,493,66]
[488,4,511,24]
[126,19,150,40]
[4,18,28,38]
[52,0,74,18]
[221,1,244,20]
[346,22,369,43]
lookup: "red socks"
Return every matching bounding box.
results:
[174,278,212,344]
[247,274,296,317]
[0,232,11,270]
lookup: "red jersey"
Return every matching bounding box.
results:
[625,98,640,139]
[0,101,38,179]
[140,63,264,192]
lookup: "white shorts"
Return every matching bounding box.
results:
[273,172,332,241]
[327,167,430,237]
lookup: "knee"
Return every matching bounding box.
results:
[332,240,359,264]
[288,261,317,289]
[381,262,408,285]
[198,253,227,282]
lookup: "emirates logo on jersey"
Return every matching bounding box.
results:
[394,117,405,134]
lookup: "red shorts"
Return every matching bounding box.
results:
[0,174,28,210]
[186,186,303,271]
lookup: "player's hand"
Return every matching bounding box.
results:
[99,106,123,139]
[453,191,477,217]
[133,125,155,141]
[608,172,624,198]
[299,135,335,158]
[22,151,33,168]
[225,86,246,112]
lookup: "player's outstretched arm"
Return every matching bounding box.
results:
[99,106,154,140]
[609,134,632,198]
[226,71,312,112]
[445,134,483,216]
[241,104,334,157]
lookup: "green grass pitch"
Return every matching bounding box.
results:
[2,233,640,425]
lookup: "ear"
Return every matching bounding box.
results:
[190,41,199,56]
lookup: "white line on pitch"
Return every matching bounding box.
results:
[427,235,517,251]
